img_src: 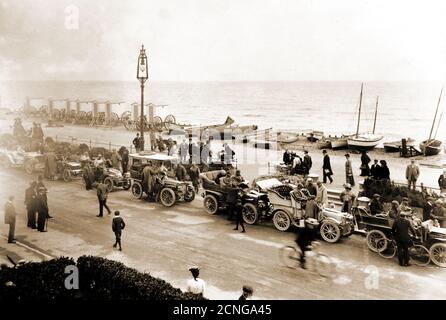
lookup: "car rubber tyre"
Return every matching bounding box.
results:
[366,230,387,253]
[184,188,195,202]
[273,210,291,231]
[319,220,341,243]
[242,203,258,225]
[203,194,218,215]
[429,243,446,268]
[104,177,114,192]
[160,188,176,207]
[131,181,144,199]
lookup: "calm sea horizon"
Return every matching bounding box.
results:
[1,81,445,142]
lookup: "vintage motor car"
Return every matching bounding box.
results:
[129,152,195,207]
[352,199,446,268]
[87,160,131,192]
[55,159,83,182]
[253,178,354,243]
[102,166,131,192]
[0,148,46,175]
[200,170,272,221]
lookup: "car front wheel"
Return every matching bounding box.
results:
[131,181,143,199]
[160,188,176,207]
[242,203,258,225]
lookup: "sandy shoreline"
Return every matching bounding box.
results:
[1,114,445,192]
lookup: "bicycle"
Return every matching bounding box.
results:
[280,241,335,278]
[377,237,430,266]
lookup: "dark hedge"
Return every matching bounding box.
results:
[0,256,204,301]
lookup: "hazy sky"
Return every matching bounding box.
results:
[1,0,446,81]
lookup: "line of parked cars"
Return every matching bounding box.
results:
[0,147,83,181]
[3,144,445,267]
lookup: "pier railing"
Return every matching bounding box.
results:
[53,135,135,153]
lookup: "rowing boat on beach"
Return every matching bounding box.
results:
[383,138,415,152]
[420,139,442,156]
[305,130,324,142]
[316,138,331,149]
[276,131,300,144]
[330,136,349,149]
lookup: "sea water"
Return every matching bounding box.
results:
[1,81,444,142]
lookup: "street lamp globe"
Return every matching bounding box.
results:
[137,45,148,82]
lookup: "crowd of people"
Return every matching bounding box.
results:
[282,148,446,197]
[132,133,236,166]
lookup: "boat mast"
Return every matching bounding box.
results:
[434,103,444,139]
[355,83,363,137]
[428,88,443,140]
[372,96,379,134]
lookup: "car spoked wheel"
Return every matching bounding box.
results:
[104,177,114,192]
[319,220,341,243]
[184,188,195,202]
[160,188,176,207]
[242,203,258,225]
[203,195,218,214]
[429,243,446,268]
[366,230,387,253]
[273,210,291,231]
[131,181,143,199]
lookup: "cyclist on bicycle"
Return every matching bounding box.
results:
[295,218,319,269]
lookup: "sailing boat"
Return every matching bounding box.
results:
[420,88,443,156]
[347,83,384,150]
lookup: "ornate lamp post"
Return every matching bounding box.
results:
[137,45,148,151]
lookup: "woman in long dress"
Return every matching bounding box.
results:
[345,153,355,186]
[360,150,371,176]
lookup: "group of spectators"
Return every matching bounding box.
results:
[81,147,130,190]
[3,176,51,245]
[133,133,236,166]
[282,149,313,176]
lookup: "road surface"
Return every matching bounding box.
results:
[0,168,445,300]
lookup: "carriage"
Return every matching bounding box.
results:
[129,152,195,207]
[352,201,446,267]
